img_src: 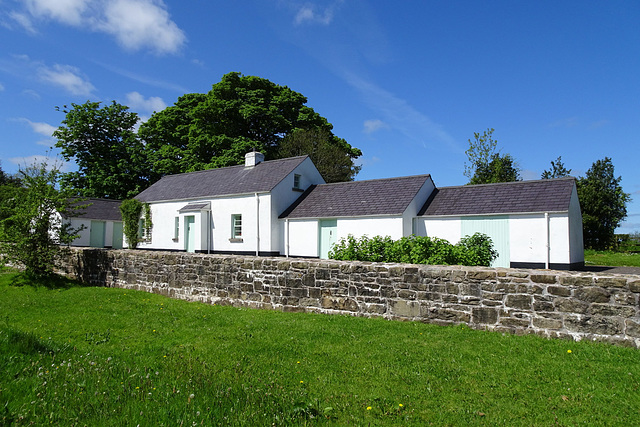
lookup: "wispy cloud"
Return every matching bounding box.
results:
[362,119,388,134]
[0,82,4,91]
[287,0,343,26]
[9,0,186,55]
[37,63,95,96]
[9,154,70,172]
[343,72,459,151]
[96,61,190,93]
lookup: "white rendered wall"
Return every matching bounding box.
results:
[283,219,319,257]
[138,200,186,251]
[402,178,436,236]
[337,216,405,241]
[420,217,462,243]
[69,218,91,247]
[269,158,325,252]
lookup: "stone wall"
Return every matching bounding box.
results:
[56,248,640,348]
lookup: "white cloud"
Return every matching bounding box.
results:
[292,1,343,26]
[548,116,579,128]
[16,118,57,137]
[363,119,388,134]
[125,91,166,114]
[0,82,4,91]
[37,64,95,96]
[100,0,186,54]
[10,0,186,55]
[24,0,89,26]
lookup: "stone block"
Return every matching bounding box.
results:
[625,319,640,338]
[472,307,498,324]
[590,304,636,317]
[594,277,628,288]
[559,275,593,287]
[628,280,640,293]
[505,294,532,310]
[500,317,530,328]
[532,316,563,330]
[547,285,571,297]
[530,274,557,284]
[554,298,589,314]
[390,300,422,317]
[365,303,387,315]
[574,287,611,303]
[564,315,623,335]
[429,307,470,323]
[467,270,497,281]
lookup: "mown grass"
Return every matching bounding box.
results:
[1,269,639,425]
[584,249,640,267]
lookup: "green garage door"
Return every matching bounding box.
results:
[461,216,510,268]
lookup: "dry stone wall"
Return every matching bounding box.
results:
[57,248,640,348]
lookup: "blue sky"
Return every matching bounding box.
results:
[1,0,639,232]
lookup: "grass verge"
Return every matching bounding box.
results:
[1,271,639,425]
[584,249,640,267]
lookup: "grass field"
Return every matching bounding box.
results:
[1,269,639,426]
[584,249,640,267]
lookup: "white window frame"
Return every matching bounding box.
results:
[293,173,301,189]
[231,214,242,238]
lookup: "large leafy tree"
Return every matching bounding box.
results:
[577,157,631,249]
[541,156,572,179]
[0,159,83,279]
[0,162,24,223]
[139,72,361,179]
[54,101,148,199]
[464,128,521,185]
[278,128,361,182]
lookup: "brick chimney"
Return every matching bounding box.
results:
[245,151,265,167]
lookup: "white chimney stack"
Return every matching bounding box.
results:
[245,151,265,167]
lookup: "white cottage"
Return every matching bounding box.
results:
[414,178,584,269]
[66,198,124,249]
[135,153,325,254]
[133,153,584,270]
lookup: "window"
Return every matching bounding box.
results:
[173,216,179,241]
[231,214,242,238]
[138,218,144,238]
[293,174,301,189]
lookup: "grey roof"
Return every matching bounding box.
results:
[69,198,123,221]
[136,156,308,202]
[419,177,576,216]
[280,175,432,219]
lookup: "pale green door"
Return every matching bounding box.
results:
[185,216,196,253]
[318,219,337,259]
[112,222,123,249]
[89,220,105,248]
[461,216,510,268]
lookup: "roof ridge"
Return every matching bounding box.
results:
[159,155,309,179]
[317,174,431,187]
[437,176,575,190]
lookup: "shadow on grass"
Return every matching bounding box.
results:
[4,329,53,355]
[0,268,86,289]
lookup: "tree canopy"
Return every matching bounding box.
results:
[464,128,521,185]
[577,157,631,249]
[139,72,361,182]
[54,101,148,200]
[541,156,572,179]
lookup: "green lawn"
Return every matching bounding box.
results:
[1,270,639,426]
[584,249,640,267]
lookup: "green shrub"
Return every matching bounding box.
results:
[329,233,498,267]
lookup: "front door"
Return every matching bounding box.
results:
[185,216,196,253]
[112,222,123,249]
[318,219,337,259]
[89,220,106,248]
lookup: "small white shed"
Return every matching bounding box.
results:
[414,178,584,269]
[67,198,124,249]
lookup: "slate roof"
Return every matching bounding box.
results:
[136,156,308,202]
[69,198,123,221]
[280,175,432,219]
[419,177,576,216]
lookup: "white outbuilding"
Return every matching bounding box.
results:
[66,198,124,249]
